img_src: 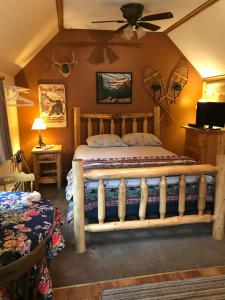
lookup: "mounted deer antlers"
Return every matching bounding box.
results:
[52,51,78,78]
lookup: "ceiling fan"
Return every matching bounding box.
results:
[92,3,173,40]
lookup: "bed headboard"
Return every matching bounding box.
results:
[74,106,160,149]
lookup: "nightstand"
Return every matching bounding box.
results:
[32,145,62,190]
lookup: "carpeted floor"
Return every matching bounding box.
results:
[40,186,225,289]
[102,274,225,299]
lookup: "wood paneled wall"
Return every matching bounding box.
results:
[15,29,202,174]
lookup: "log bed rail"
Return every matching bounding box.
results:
[72,107,225,253]
[73,160,225,253]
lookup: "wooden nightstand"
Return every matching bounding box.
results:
[32,145,62,190]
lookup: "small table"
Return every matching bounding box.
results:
[0,191,65,299]
[32,145,62,190]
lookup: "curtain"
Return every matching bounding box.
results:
[0,76,12,164]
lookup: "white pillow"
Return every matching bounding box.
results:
[86,134,127,148]
[122,133,161,146]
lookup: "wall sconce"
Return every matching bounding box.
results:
[151,83,161,99]
[32,118,46,148]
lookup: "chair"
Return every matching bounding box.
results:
[0,157,35,192]
[0,240,47,300]
[0,171,35,192]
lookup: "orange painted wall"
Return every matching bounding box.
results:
[15,29,202,175]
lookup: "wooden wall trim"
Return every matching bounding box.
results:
[56,0,64,30]
[164,0,219,34]
[203,75,225,82]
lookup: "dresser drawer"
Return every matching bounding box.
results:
[37,153,56,162]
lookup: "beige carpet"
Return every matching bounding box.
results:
[102,274,225,299]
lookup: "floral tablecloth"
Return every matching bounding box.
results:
[0,192,65,299]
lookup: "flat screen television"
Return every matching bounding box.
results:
[196,102,225,128]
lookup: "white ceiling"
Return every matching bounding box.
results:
[169,0,225,78]
[64,0,206,31]
[0,0,224,78]
[0,0,58,77]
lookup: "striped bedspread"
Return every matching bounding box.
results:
[65,146,215,223]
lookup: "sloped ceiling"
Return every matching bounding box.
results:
[0,0,58,76]
[168,0,225,78]
[0,0,224,78]
[63,0,206,32]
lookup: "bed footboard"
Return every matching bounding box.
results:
[72,160,224,253]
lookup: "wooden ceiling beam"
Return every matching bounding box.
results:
[164,0,219,34]
[56,0,64,31]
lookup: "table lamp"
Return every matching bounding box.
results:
[32,118,46,148]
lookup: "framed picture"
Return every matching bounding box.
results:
[96,72,132,104]
[38,84,67,128]
[203,77,225,102]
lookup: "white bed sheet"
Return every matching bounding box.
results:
[74,145,175,160]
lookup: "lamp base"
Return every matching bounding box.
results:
[37,133,45,148]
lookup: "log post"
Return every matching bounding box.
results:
[139,178,148,221]
[74,107,80,149]
[122,117,126,136]
[98,180,105,224]
[198,175,206,215]
[110,119,115,134]
[99,118,104,134]
[160,176,166,219]
[154,106,160,138]
[179,175,186,216]
[213,135,225,240]
[143,118,148,133]
[132,118,137,133]
[72,160,86,253]
[88,118,92,137]
[118,178,126,222]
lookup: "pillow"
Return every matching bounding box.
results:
[86,134,127,148]
[122,132,161,146]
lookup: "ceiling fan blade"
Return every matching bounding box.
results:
[140,12,173,22]
[139,22,160,31]
[114,23,129,34]
[92,20,126,23]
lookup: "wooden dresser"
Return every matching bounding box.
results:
[182,126,225,165]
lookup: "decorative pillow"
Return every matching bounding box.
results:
[86,134,127,147]
[122,132,162,146]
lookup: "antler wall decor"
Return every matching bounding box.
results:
[52,51,78,78]
[144,62,188,121]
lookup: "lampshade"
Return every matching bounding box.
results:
[121,25,134,40]
[32,118,46,130]
[136,26,146,39]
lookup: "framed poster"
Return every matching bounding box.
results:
[38,84,67,128]
[96,72,132,104]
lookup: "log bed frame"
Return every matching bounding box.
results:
[73,107,225,253]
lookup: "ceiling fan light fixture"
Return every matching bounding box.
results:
[136,26,146,39]
[121,24,134,40]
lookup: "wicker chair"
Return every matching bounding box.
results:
[0,240,47,300]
